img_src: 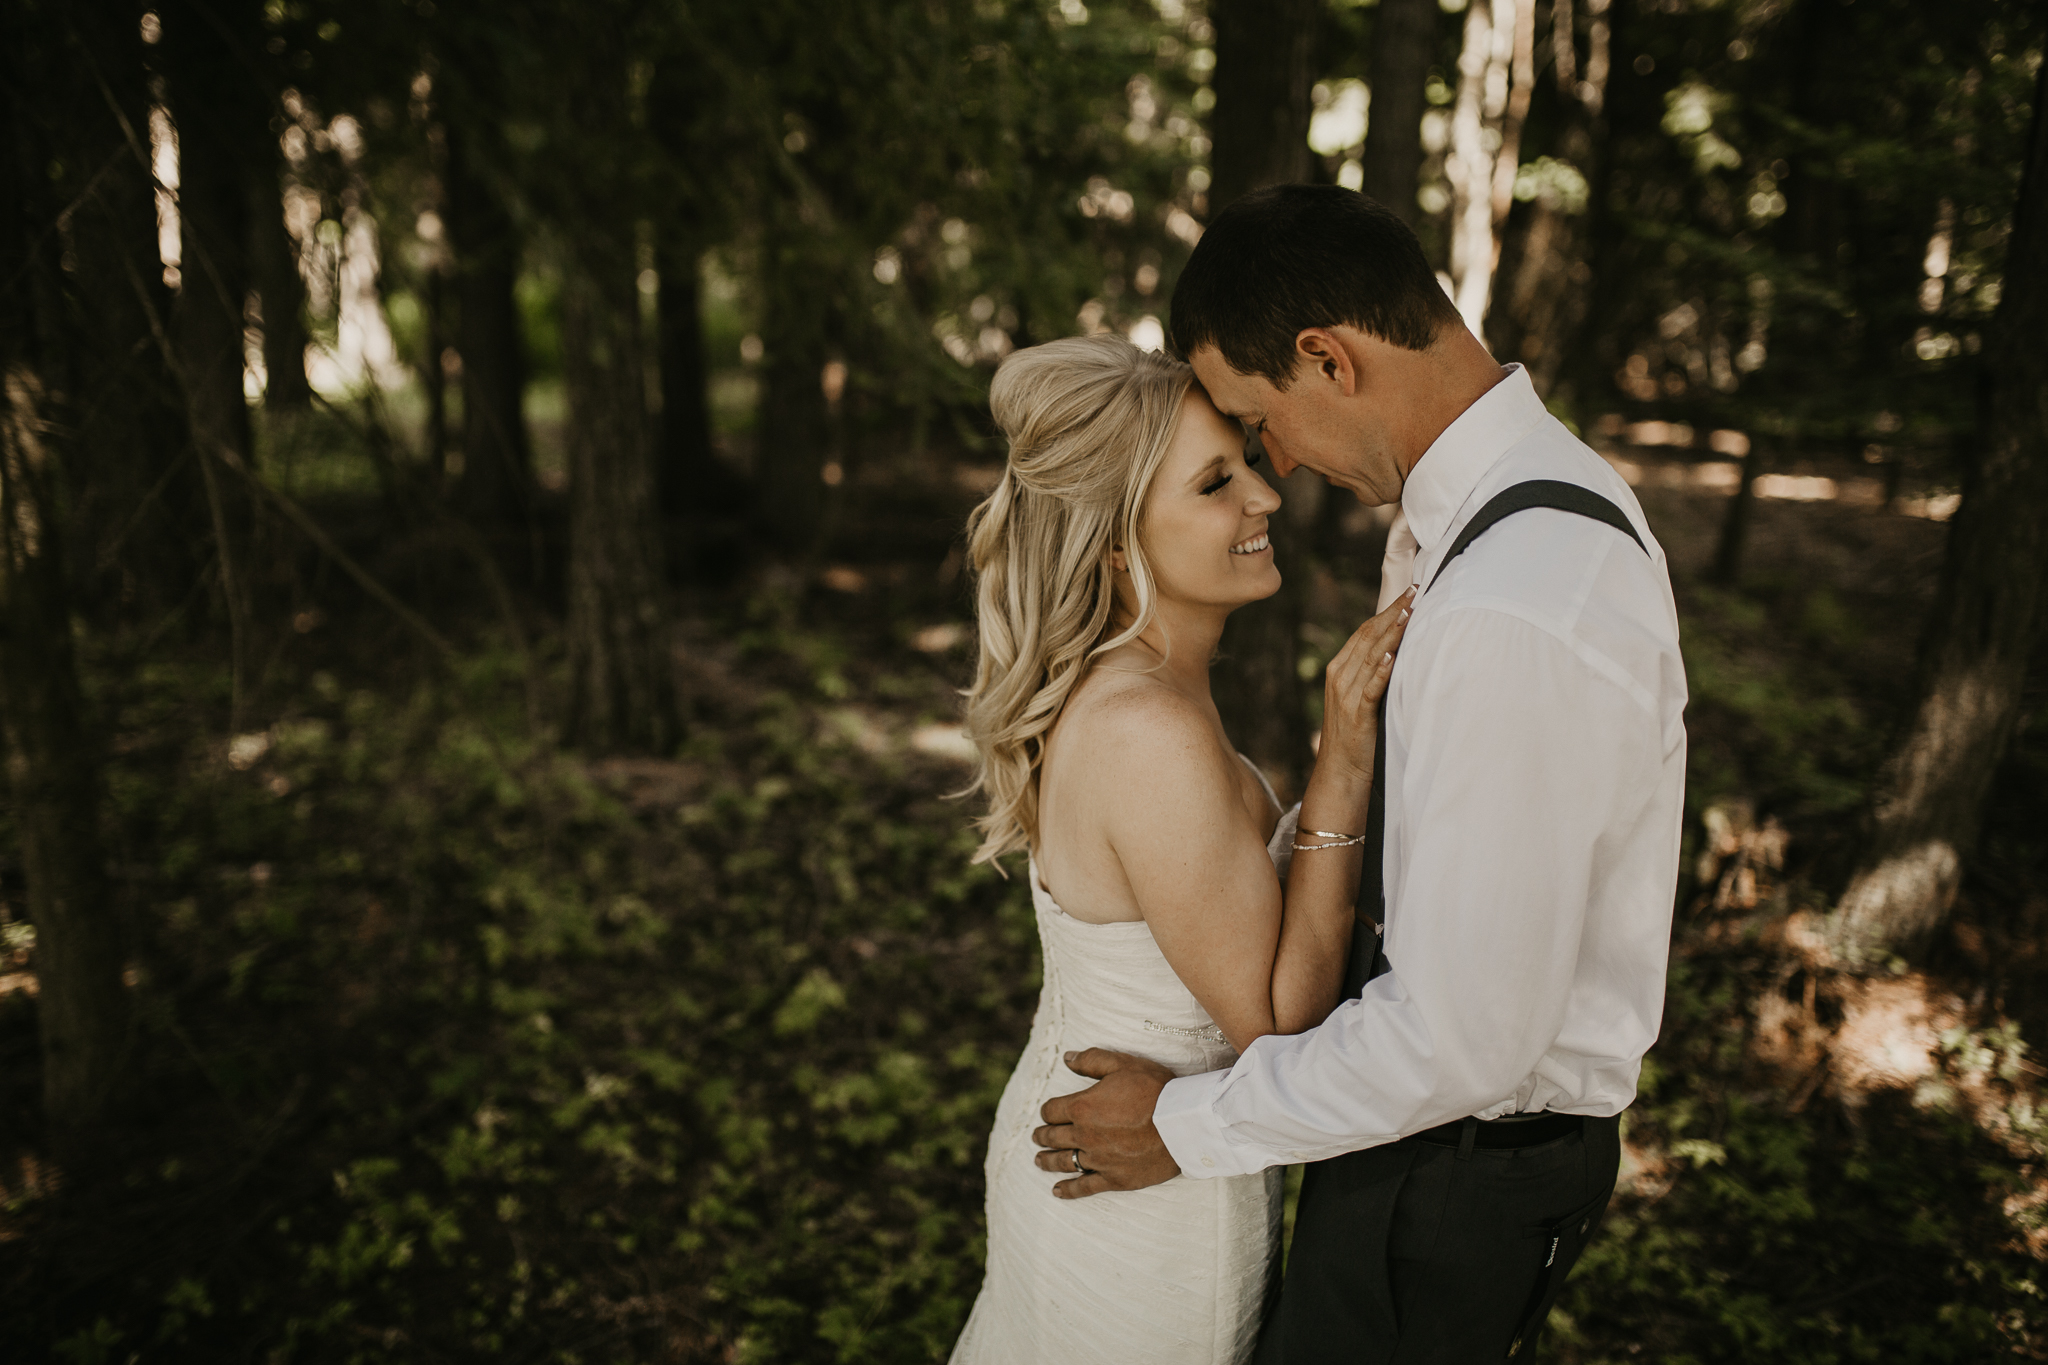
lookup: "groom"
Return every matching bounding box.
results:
[1030,184,1686,1361]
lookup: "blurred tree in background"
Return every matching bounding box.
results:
[1205,0,1321,793]
[2,0,2046,1358]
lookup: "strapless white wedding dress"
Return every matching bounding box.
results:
[950,786,1298,1365]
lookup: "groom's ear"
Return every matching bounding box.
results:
[1294,327,1359,396]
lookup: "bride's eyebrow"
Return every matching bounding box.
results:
[1187,455,1228,487]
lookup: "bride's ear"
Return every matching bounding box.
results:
[1108,543,1129,574]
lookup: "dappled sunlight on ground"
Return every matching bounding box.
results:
[1600,446,1959,520]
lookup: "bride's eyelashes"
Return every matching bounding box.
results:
[1202,443,1264,497]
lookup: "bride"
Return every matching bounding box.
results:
[948,333,1411,1364]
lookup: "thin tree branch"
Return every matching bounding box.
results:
[219,452,458,662]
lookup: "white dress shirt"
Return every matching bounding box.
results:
[1154,364,1687,1177]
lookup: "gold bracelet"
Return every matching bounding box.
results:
[1291,834,1367,851]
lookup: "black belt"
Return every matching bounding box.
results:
[1412,1111,1583,1152]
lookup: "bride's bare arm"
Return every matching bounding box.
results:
[1094,694,1289,1053]
[1100,592,1411,1053]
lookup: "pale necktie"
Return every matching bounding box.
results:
[1376,505,1419,612]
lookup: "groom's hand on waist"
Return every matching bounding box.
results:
[1032,1049,1180,1198]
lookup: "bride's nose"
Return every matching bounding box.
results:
[1243,471,1282,517]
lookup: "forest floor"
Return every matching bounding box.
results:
[1,424,2046,1362]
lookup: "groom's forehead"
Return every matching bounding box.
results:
[1189,348,1266,412]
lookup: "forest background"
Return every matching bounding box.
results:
[3,0,2047,1359]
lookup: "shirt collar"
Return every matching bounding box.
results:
[1398,363,1547,554]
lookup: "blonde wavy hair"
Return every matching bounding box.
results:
[961,333,1196,866]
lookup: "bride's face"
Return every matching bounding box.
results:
[1126,389,1282,612]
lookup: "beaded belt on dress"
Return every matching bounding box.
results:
[1143,1019,1226,1044]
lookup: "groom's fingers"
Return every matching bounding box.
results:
[1031,1121,1080,1149]
[1030,1055,1181,1198]
[1060,1046,1129,1080]
[1052,1172,1116,1199]
[1037,1048,1141,1130]
[1038,1089,1080,1126]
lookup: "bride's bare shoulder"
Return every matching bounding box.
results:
[1055,662,1217,776]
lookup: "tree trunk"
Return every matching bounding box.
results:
[1776,0,1846,274]
[1828,61,2048,964]
[1553,0,1639,412]
[424,262,450,481]
[249,163,310,411]
[55,3,203,619]
[1710,439,1765,585]
[1446,0,1534,334]
[562,255,679,752]
[1204,0,1320,796]
[1,16,129,1152]
[656,237,733,522]
[1487,0,1538,240]
[1,379,127,1154]
[1488,0,1606,396]
[162,4,255,475]
[445,124,533,544]
[161,1,260,722]
[1358,0,1438,226]
[754,232,834,553]
[1207,0,1317,206]
[646,51,738,529]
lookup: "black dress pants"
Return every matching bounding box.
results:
[1254,1114,1620,1364]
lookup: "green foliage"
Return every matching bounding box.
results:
[26,615,1036,1360]
[1681,583,1877,817]
[1554,955,2047,1362]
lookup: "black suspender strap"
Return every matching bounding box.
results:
[1341,716,1390,1000]
[1425,479,1646,594]
[1343,478,1649,1000]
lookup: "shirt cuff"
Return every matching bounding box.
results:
[1155,1068,1257,1179]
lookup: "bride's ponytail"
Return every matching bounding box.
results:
[961,334,1194,867]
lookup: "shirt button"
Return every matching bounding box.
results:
[1201,1157,1215,1168]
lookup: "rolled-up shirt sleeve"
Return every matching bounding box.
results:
[1157,601,1667,1178]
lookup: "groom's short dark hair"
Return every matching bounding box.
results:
[1168,184,1459,389]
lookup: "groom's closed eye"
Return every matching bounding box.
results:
[1241,422,1267,468]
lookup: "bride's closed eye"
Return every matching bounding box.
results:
[1200,470,1233,496]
